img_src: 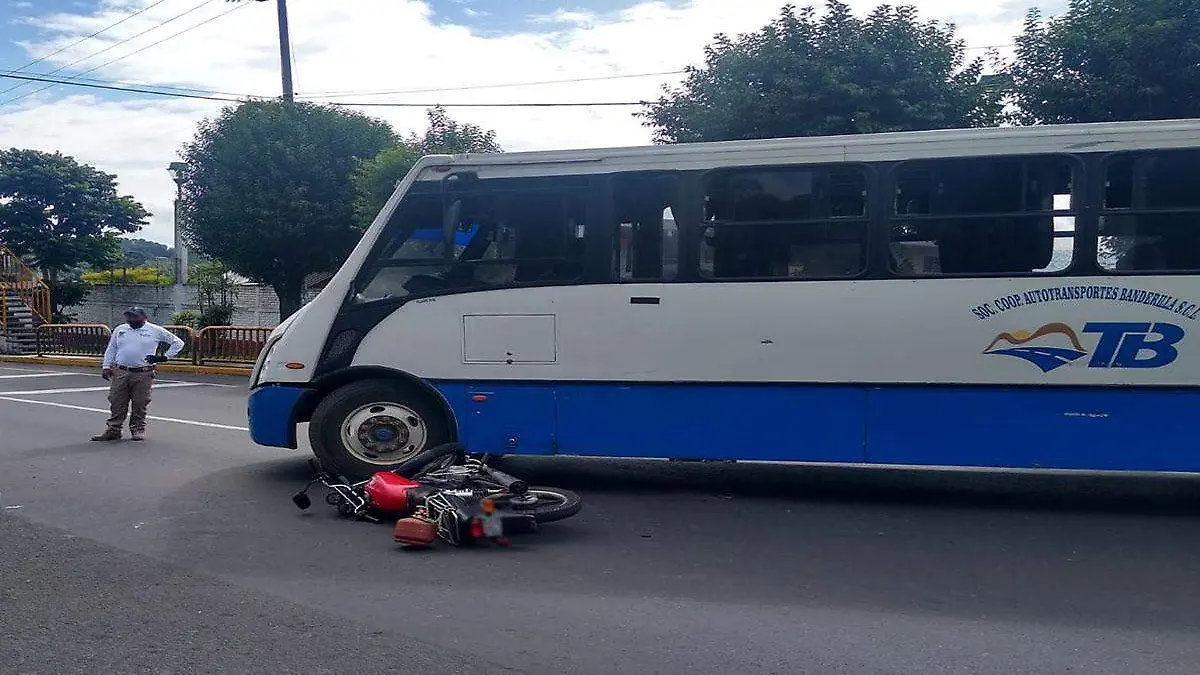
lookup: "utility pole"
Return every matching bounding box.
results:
[255,0,294,101]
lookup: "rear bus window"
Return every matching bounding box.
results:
[1100,150,1200,272]
[889,156,1075,277]
[700,166,869,280]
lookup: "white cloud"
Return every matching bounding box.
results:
[529,9,599,26]
[0,0,1032,244]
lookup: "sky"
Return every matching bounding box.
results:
[0,0,1066,245]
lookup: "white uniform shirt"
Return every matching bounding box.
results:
[102,322,186,369]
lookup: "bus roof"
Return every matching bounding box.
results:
[412,118,1200,180]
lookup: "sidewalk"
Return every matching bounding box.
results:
[0,354,251,376]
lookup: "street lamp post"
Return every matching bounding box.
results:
[167,162,190,316]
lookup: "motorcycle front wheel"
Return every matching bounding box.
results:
[488,487,582,523]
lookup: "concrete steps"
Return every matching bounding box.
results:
[1,291,40,355]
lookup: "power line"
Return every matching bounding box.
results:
[7,0,175,75]
[0,70,648,107]
[339,100,646,108]
[300,70,688,99]
[0,0,220,101]
[3,1,249,106]
[0,71,242,102]
[0,68,258,99]
[303,48,1008,100]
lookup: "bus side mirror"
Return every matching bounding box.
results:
[442,171,478,192]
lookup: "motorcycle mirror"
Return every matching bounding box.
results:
[292,492,312,510]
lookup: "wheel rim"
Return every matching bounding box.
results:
[340,402,428,466]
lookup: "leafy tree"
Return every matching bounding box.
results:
[179,100,396,319]
[170,309,201,330]
[1009,0,1200,125]
[352,106,501,225]
[49,277,90,324]
[190,260,240,327]
[0,149,148,318]
[352,146,420,226]
[641,1,1002,143]
[413,106,501,156]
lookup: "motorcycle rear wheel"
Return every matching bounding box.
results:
[395,442,467,478]
[489,487,582,523]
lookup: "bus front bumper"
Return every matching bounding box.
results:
[247,384,308,449]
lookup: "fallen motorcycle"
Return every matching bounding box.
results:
[291,442,582,549]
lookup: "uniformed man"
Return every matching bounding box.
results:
[91,307,186,442]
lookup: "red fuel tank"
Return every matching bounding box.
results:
[363,471,420,513]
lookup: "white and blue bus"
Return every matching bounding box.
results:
[248,119,1200,481]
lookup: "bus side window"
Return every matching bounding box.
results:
[613,173,679,282]
[889,156,1074,277]
[1099,150,1200,272]
[352,177,591,303]
[701,166,869,280]
[456,180,589,286]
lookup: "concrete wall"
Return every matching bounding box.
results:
[71,284,299,328]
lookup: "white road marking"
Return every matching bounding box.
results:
[156,378,241,388]
[0,382,208,396]
[0,366,42,372]
[0,372,81,379]
[0,395,250,431]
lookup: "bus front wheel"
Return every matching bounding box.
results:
[308,379,450,482]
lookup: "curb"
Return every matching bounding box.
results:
[0,355,251,377]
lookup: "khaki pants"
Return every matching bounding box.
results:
[106,368,154,433]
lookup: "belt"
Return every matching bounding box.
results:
[115,365,153,372]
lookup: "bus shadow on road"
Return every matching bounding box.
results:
[491,455,1200,517]
[245,453,1200,517]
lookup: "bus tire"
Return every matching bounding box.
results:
[308,379,450,482]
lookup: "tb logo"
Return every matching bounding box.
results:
[1082,322,1185,368]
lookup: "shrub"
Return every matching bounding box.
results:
[170,310,200,329]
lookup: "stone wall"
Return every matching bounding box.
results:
[71,284,297,328]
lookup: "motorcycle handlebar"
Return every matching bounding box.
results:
[481,465,528,496]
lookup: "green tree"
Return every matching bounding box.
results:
[0,149,148,319]
[179,100,396,319]
[641,1,1001,143]
[352,146,420,226]
[352,106,501,225]
[1009,0,1200,125]
[189,260,239,327]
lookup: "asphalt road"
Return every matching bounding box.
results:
[1,364,1199,675]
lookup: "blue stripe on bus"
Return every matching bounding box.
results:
[865,387,1197,471]
[430,382,1200,472]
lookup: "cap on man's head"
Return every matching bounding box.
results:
[123,307,148,318]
